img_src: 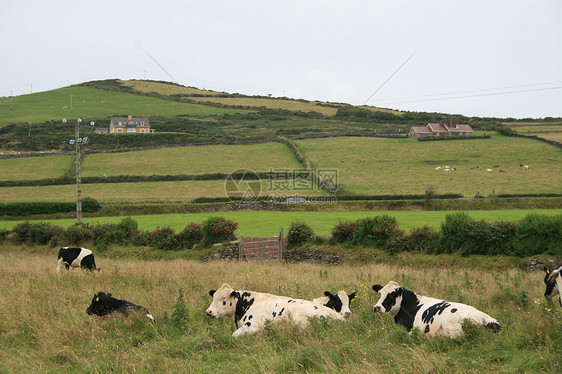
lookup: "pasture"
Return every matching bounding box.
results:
[0,154,74,181]
[296,134,562,196]
[0,251,559,373]
[0,86,249,126]
[1,209,561,236]
[81,142,302,177]
[505,121,562,142]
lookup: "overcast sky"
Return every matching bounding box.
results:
[1,0,561,118]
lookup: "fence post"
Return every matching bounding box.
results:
[239,235,243,261]
[259,240,262,261]
[278,227,283,261]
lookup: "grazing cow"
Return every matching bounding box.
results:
[313,290,357,317]
[543,266,562,307]
[56,247,99,273]
[86,292,155,322]
[372,281,500,338]
[206,283,344,337]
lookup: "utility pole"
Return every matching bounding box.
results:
[63,118,94,226]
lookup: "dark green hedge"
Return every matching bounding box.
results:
[417,135,491,141]
[0,197,100,216]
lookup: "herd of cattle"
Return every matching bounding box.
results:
[58,247,562,339]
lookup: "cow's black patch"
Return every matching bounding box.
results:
[421,302,451,325]
[485,322,501,332]
[272,311,277,317]
[314,306,318,310]
[279,307,285,316]
[392,288,422,331]
[382,288,402,312]
[324,291,343,313]
[451,308,457,313]
[80,253,97,271]
[223,301,226,306]
[248,315,253,320]
[543,267,558,297]
[424,325,430,333]
[288,299,295,303]
[245,322,251,327]
[234,292,255,327]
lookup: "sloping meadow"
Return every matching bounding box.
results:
[0,251,559,373]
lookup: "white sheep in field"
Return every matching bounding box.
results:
[486,169,493,172]
[519,164,529,170]
[435,166,442,170]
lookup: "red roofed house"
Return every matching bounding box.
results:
[408,119,473,138]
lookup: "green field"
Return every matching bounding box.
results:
[296,134,562,196]
[2,209,561,236]
[0,154,74,181]
[81,142,302,177]
[0,251,559,373]
[0,86,250,126]
[505,121,562,142]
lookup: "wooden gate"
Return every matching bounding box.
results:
[239,228,284,262]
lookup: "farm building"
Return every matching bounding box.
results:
[409,119,473,137]
[109,115,153,134]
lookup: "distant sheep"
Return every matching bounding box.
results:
[519,164,529,170]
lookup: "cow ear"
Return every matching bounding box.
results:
[544,266,550,274]
[348,292,357,301]
[230,291,240,299]
[107,293,112,297]
[372,284,383,293]
[324,291,334,299]
[209,290,216,297]
[397,288,403,296]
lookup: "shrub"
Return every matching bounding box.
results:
[81,197,102,213]
[353,215,405,251]
[439,213,474,253]
[64,225,93,245]
[177,222,202,249]
[331,221,358,243]
[406,225,440,253]
[287,221,315,245]
[200,217,238,248]
[116,217,138,240]
[149,226,177,250]
[10,221,64,245]
[514,214,562,257]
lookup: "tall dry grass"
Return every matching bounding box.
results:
[0,250,559,373]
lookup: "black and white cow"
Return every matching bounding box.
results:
[56,247,99,273]
[543,266,562,307]
[206,283,344,337]
[372,281,500,338]
[86,292,155,322]
[313,290,356,317]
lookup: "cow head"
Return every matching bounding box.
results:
[86,292,112,316]
[543,266,560,299]
[323,291,356,317]
[373,281,404,315]
[206,283,237,318]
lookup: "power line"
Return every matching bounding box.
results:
[363,51,417,105]
[375,86,562,105]
[374,81,562,102]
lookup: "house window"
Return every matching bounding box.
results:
[127,128,136,133]
[141,122,144,125]
[140,129,146,133]
[118,121,122,125]
[117,128,123,133]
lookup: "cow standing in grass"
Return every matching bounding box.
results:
[543,266,562,307]
[206,283,344,337]
[313,290,356,317]
[372,281,500,338]
[56,247,99,273]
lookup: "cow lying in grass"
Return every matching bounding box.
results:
[372,281,500,338]
[86,292,155,322]
[313,290,356,317]
[206,283,344,337]
[543,266,562,307]
[56,247,99,273]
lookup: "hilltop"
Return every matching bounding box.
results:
[0,78,538,152]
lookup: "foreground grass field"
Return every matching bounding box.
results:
[0,251,559,373]
[296,134,562,196]
[2,209,561,236]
